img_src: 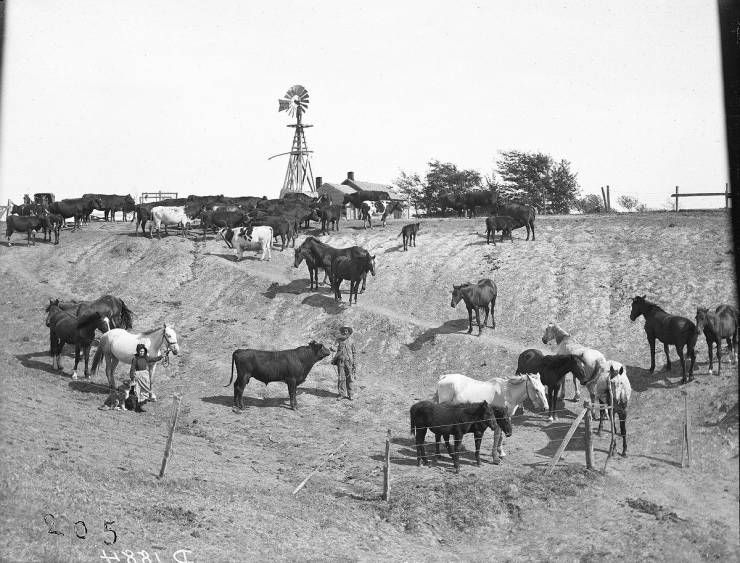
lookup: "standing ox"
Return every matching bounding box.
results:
[49,197,102,231]
[90,323,180,394]
[410,401,511,471]
[434,372,549,463]
[450,279,497,335]
[398,223,420,251]
[541,322,607,403]
[492,202,536,241]
[629,296,697,384]
[319,205,342,235]
[485,216,514,245]
[331,253,376,305]
[6,215,49,246]
[218,226,273,261]
[45,300,110,379]
[516,350,587,422]
[225,341,331,411]
[695,305,738,376]
[149,206,192,239]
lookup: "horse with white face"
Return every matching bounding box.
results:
[581,360,632,456]
[90,323,180,395]
[434,372,549,463]
[542,322,607,404]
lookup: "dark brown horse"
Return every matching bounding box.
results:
[516,349,587,422]
[45,300,110,378]
[293,237,372,292]
[331,253,376,305]
[75,295,134,330]
[695,305,738,376]
[630,295,697,383]
[450,279,498,335]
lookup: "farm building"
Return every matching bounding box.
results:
[316,171,409,220]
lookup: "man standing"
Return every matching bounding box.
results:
[332,326,356,400]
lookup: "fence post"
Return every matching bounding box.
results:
[158,393,182,478]
[583,401,594,469]
[545,407,588,475]
[684,392,692,468]
[382,429,391,501]
[674,186,679,213]
[606,185,611,212]
[601,187,607,211]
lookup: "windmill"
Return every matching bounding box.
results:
[271,84,316,198]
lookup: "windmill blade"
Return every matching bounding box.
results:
[278,99,291,112]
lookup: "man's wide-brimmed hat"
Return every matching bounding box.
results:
[339,326,353,335]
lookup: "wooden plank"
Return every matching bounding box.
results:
[158,394,182,478]
[545,407,588,476]
[292,441,346,495]
[670,192,731,198]
[583,401,594,469]
[383,429,391,501]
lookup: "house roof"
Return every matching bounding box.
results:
[342,179,405,201]
[318,183,357,195]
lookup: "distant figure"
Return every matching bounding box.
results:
[331,327,357,400]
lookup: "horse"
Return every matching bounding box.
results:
[541,322,607,403]
[434,372,549,462]
[90,323,180,392]
[45,300,110,379]
[360,202,373,229]
[695,305,738,376]
[381,201,405,227]
[293,237,372,293]
[76,295,134,330]
[582,360,632,457]
[331,253,376,305]
[629,296,697,384]
[516,350,587,422]
[450,279,497,335]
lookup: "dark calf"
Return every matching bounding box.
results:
[409,400,511,471]
[485,216,514,245]
[399,223,420,251]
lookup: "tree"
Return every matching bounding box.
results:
[395,171,424,210]
[575,194,603,214]
[617,195,639,211]
[495,150,581,213]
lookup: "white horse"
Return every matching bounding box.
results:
[434,373,549,462]
[581,360,632,456]
[90,323,180,394]
[542,322,608,404]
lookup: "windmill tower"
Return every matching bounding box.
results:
[273,85,316,198]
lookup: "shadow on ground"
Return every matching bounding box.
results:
[406,319,472,351]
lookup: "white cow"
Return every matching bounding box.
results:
[218,226,273,261]
[149,206,191,239]
[434,372,549,463]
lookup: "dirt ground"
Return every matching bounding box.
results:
[0,211,737,562]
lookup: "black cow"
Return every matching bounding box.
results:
[438,193,467,217]
[10,203,45,216]
[464,191,498,218]
[331,253,376,305]
[493,202,536,241]
[249,215,293,250]
[49,197,102,230]
[42,213,63,244]
[410,400,512,471]
[485,216,514,245]
[319,205,342,235]
[399,222,420,251]
[200,208,250,239]
[6,215,49,246]
[225,341,331,410]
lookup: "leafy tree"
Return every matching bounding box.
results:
[395,171,425,209]
[617,195,639,211]
[495,150,580,213]
[575,193,603,214]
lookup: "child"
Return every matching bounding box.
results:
[331,326,356,400]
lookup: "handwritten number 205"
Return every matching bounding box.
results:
[44,515,116,544]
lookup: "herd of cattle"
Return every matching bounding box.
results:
[11,188,736,473]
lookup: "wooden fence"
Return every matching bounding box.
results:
[671,184,733,211]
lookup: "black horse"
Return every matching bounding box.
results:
[516,349,587,421]
[45,300,110,378]
[630,295,697,383]
[450,279,497,335]
[76,295,134,330]
[293,237,372,293]
[695,305,738,376]
[331,253,376,305]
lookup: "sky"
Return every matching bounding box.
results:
[0,1,730,210]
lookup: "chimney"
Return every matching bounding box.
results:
[316,176,322,189]
[347,171,355,181]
